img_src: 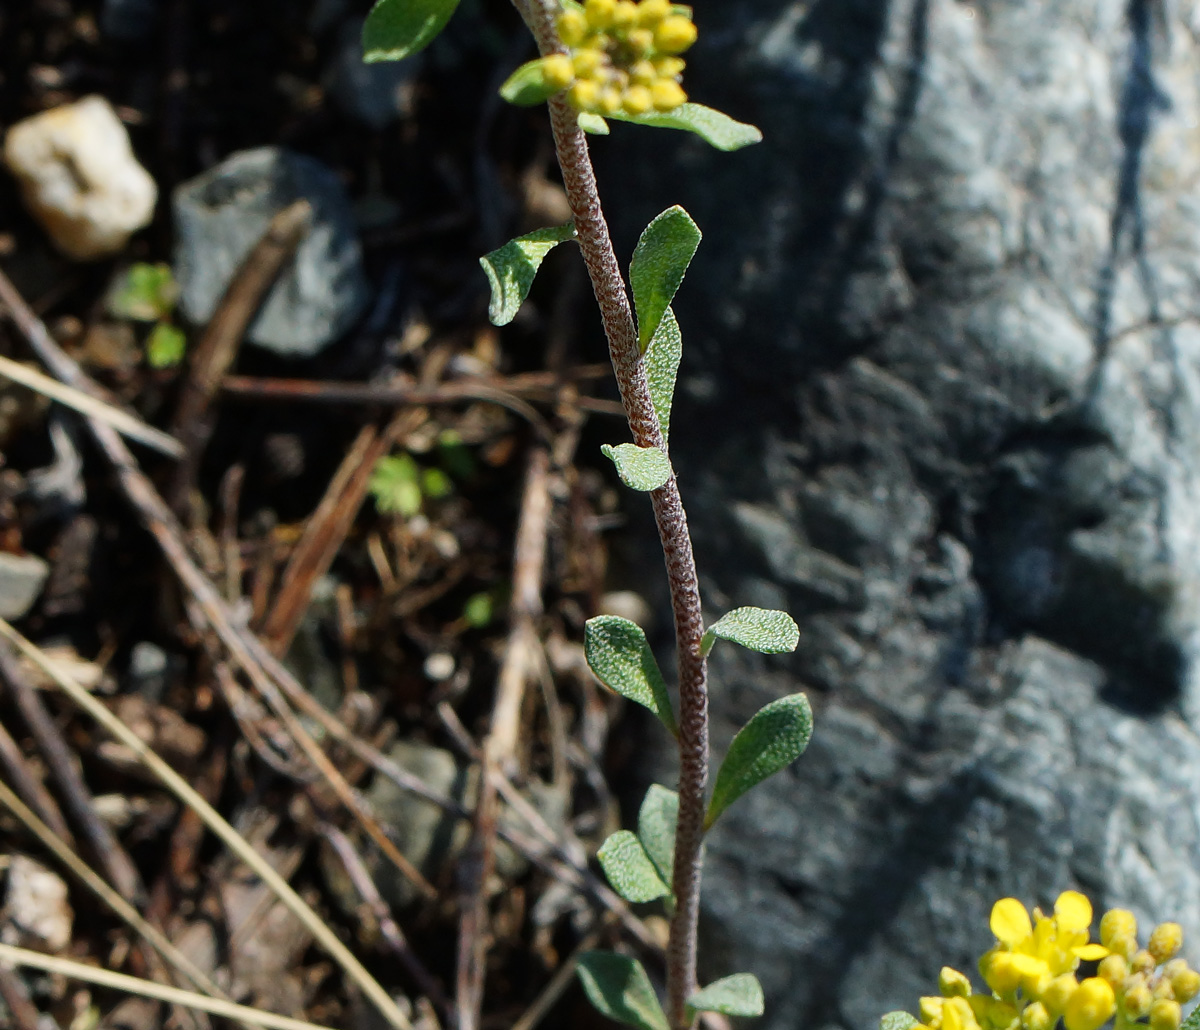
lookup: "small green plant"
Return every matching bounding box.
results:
[369,452,454,517]
[881,893,1200,1030]
[366,2,807,1028]
[106,262,187,369]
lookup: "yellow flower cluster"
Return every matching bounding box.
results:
[906,894,1199,1030]
[545,0,697,117]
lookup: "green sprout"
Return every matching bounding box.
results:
[106,262,187,369]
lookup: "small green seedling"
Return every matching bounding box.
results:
[106,262,187,369]
[365,1,808,1028]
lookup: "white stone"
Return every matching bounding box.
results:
[4,96,157,260]
[3,855,73,952]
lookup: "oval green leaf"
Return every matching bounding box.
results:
[363,0,462,62]
[630,206,700,352]
[700,607,799,658]
[607,102,763,151]
[637,785,678,887]
[576,951,669,1030]
[578,112,611,135]
[499,58,563,106]
[597,830,671,903]
[706,693,813,828]
[645,308,681,443]
[687,974,764,1019]
[584,616,677,736]
[479,223,576,326]
[881,1014,921,1030]
[600,443,672,492]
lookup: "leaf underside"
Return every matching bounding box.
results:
[597,830,671,903]
[600,443,672,492]
[687,973,765,1018]
[629,206,700,352]
[880,1013,922,1030]
[637,784,679,887]
[607,102,763,151]
[584,616,677,736]
[479,223,576,326]
[576,951,669,1030]
[706,693,814,827]
[644,308,682,443]
[362,0,462,62]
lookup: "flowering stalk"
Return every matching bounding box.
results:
[518,2,709,1021]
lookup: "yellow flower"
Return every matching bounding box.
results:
[984,893,1109,999]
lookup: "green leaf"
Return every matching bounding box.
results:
[597,831,671,903]
[600,443,672,491]
[686,974,764,1019]
[576,952,669,1030]
[630,206,700,351]
[108,263,178,322]
[499,58,564,106]
[462,592,494,628]
[880,1014,921,1030]
[706,693,813,828]
[644,307,681,443]
[584,616,677,736]
[607,102,763,151]
[362,0,461,62]
[146,322,186,369]
[369,453,422,516]
[700,607,800,658]
[637,785,678,886]
[479,223,576,326]
[578,112,610,135]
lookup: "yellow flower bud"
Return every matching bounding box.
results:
[980,951,1022,996]
[636,0,672,25]
[1100,910,1138,950]
[612,0,637,29]
[626,28,655,54]
[1150,999,1182,1030]
[650,78,686,111]
[1022,1003,1053,1030]
[1154,979,1176,1002]
[1097,954,1128,988]
[597,86,623,115]
[542,54,576,90]
[943,997,981,1030]
[557,9,588,46]
[569,79,601,111]
[585,0,617,29]
[1043,974,1080,1015]
[1063,978,1116,1030]
[1133,950,1157,976]
[1125,982,1153,1019]
[629,59,657,85]
[1149,924,1184,964]
[920,997,946,1025]
[939,968,972,999]
[980,999,1019,1030]
[653,55,686,77]
[1170,967,1200,1003]
[1107,934,1138,961]
[622,84,653,115]
[572,48,606,77]
[653,15,697,54]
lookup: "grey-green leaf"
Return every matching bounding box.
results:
[637,785,678,887]
[585,616,677,735]
[600,443,672,492]
[629,206,701,351]
[645,307,681,443]
[880,1014,921,1030]
[607,102,763,151]
[701,607,799,657]
[362,0,461,62]
[576,951,669,1030]
[597,831,671,903]
[499,58,562,106]
[706,694,813,828]
[578,112,611,135]
[479,224,575,326]
[687,974,764,1018]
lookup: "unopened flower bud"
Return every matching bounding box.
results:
[653,15,697,54]
[920,997,945,1025]
[1043,974,1079,1015]
[569,79,601,110]
[1101,910,1138,950]
[542,54,575,90]
[1150,999,1182,1030]
[585,0,617,29]
[612,0,637,28]
[1022,1003,1053,1030]
[940,968,972,999]
[558,9,588,46]
[650,79,686,111]
[636,0,672,25]
[1098,954,1128,987]
[1133,950,1157,976]
[653,55,686,78]
[1149,924,1184,964]
[1064,978,1116,1030]
[1124,982,1153,1019]
[1170,967,1200,1003]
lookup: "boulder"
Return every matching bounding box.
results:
[598,1,1200,1026]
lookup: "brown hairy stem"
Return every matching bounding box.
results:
[515,3,710,1024]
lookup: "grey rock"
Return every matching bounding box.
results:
[173,147,369,357]
[100,0,158,42]
[0,552,49,620]
[600,0,1200,1027]
[128,641,168,700]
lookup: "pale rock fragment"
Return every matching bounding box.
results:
[3,96,157,260]
[2,855,73,952]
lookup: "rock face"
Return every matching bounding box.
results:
[172,147,369,357]
[599,1,1200,1027]
[3,96,157,260]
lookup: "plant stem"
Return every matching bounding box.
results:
[513,4,710,1025]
